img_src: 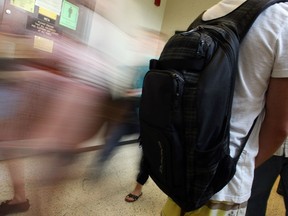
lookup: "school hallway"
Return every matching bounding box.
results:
[0,135,285,216]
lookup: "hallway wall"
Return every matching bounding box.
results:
[87,0,168,65]
[161,0,219,38]
[86,0,220,73]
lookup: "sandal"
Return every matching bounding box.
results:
[125,192,143,202]
[0,199,30,215]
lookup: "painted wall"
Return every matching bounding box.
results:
[87,0,168,65]
[87,0,222,64]
[161,0,220,38]
[94,0,167,34]
[86,0,169,97]
[85,0,221,94]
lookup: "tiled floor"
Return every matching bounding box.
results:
[266,176,285,216]
[0,139,167,216]
[0,137,285,216]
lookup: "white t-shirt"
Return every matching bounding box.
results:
[274,138,288,157]
[202,1,288,203]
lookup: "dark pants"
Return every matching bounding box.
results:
[136,155,149,185]
[246,155,288,216]
[97,120,139,164]
[95,98,140,165]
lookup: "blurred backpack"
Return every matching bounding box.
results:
[139,0,288,211]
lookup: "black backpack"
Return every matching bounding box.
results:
[139,0,287,211]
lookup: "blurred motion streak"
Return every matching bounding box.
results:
[0,1,165,214]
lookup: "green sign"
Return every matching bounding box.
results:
[11,0,35,13]
[59,0,79,30]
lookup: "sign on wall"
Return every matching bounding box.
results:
[38,7,57,23]
[26,16,60,37]
[3,0,94,47]
[35,0,63,15]
[59,0,79,30]
[10,0,35,13]
[33,35,54,53]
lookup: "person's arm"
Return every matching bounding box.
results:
[255,78,288,167]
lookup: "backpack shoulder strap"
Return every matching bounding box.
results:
[188,0,288,41]
[224,0,288,41]
[234,117,258,162]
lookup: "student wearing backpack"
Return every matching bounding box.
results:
[160,0,288,215]
[246,138,288,216]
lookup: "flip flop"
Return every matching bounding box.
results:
[0,199,30,215]
[125,192,143,202]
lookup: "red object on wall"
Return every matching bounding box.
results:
[154,0,161,6]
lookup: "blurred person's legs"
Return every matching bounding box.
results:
[87,98,139,178]
[97,122,129,165]
[6,159,27,204]
[0,158,30,215]
[0,72,109,215]
[87,121,138,179]
[18,72,111,215]
[98,109,139,165]
[125,155,149,202]
[32,75,110,184]
[0,82,30,214]
[246,155,284,216]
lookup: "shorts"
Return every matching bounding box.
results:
[161,197,247,216]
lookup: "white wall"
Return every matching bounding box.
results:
[87,0,168,65]
[87,0,221,64]
[161,0,220,38]
[85,0,220,94]
[94,0,167,34]
[86,0,169,97]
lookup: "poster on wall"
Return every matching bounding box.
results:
[34,35,54,53]
[35,0,63,15]
[59,0,79,31]
[38,7,57,24]
[26,16,60,37]
[10,0,36,13]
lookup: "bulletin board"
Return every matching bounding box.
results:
[0,0,96,43]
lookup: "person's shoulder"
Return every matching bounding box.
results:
[203,1,288,21]
[256,2,288,34]
[261,2,288,18]
[202,0,247,21]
